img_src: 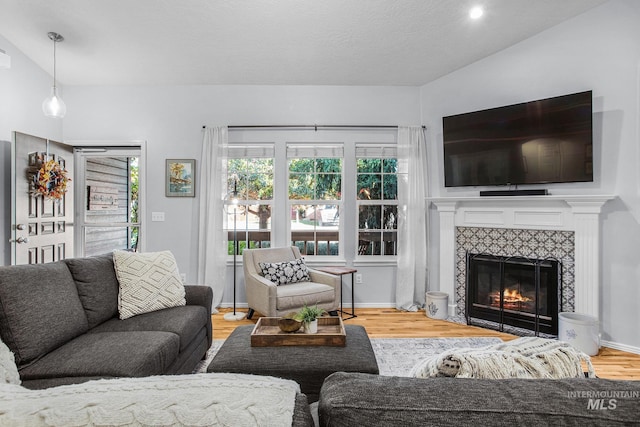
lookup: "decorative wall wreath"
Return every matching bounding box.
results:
[33,159,71,199]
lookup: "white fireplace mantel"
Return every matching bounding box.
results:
[430,195,616,319]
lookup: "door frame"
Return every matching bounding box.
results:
[70,140,147,257]
[9,137,15,264]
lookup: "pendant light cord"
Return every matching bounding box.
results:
[52,38,57,88]
[47,32,64,89]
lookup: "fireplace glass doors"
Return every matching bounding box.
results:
[466,253,559,335]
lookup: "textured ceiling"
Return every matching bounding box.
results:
[0,0,608,86]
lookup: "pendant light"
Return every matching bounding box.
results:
[42,32,66,118]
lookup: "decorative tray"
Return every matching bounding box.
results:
[250,316,346,347]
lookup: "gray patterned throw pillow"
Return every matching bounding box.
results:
[259,258,310,285]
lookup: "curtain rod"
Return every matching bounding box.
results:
[202,124,426,130]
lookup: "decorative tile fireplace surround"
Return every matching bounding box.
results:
[457,227,574,320]
[430,195,615,324]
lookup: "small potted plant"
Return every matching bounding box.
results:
[295,304,325,334]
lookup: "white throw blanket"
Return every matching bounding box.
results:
[411,336,596,379]
[0,373,299,427]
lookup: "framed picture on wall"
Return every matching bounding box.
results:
[166,159,195,197]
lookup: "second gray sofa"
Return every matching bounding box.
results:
[319,372,640,426]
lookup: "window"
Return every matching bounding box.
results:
[288,145,343,256]
[356,145,398,256]
[226,145,274,254]
[227,129,398,262]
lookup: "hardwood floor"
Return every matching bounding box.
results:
[212,307,640,380]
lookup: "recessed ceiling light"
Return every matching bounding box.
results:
[469,6,484,20]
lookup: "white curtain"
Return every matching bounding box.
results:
[396,126,429,311]
[197,126,229,313]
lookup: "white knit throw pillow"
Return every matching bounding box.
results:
[0,339,20,385]
[113,250,186,320]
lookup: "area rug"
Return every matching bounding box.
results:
[194,337,503,377]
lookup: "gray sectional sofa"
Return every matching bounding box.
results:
[6,252,639,426]
[0,253,213,389]
[318,372,640,426]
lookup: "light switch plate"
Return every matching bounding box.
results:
[0,50,10,69]
[151,212,165,222]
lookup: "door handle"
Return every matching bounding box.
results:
[9,237,29,244]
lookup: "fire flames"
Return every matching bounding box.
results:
[489,288,532,309]
[502,288,532,303]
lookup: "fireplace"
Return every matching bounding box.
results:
[432,196,614,323]
[466,253,559,335]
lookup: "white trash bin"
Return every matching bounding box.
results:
[558,312,600,356]
[426,292,449,320]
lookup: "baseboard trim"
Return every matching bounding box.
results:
[350,303,397,308]
[601,340,640,355]
[218,303,249,309]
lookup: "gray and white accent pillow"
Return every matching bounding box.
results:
[113,250,186,319]
[259,258,310,285]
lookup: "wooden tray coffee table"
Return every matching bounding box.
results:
[250,316,346,347]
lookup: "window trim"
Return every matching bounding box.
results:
[227,128,399,265]
[287,143,344,259]
[226,145,275,255]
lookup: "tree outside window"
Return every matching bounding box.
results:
[226,157,273,254]
[224,140,396,259]
[289,157,342,256]
[357,152,398,256]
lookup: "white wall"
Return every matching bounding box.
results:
[421,0,640,350]
[0,34,63,265]
[63,85,420,306]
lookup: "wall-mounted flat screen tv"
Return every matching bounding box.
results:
[443,90,593,188]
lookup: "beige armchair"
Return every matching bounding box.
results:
[243,246,341,319]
